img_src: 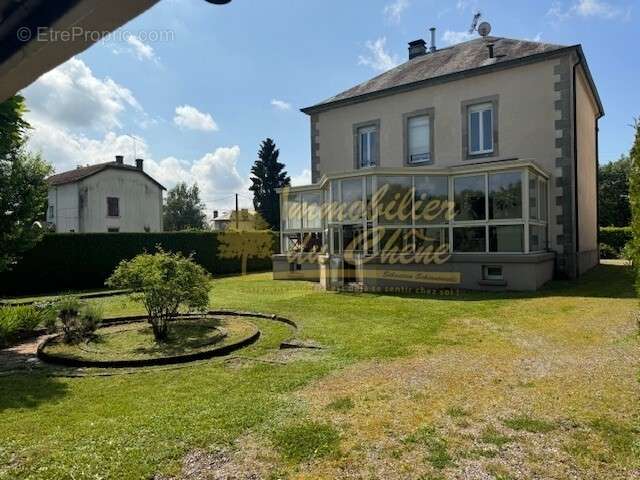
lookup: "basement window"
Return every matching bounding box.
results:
[482,265,504,281]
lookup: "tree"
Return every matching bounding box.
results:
[0,95,52,272]
[249,138,291,230]
[629,121,640,281]
[163,182,207,231]
[218,231,274,275]
[599,155,631,227]
[106,249,210,342]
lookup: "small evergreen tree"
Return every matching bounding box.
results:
[249,138,290,230]
[163,182,207,231]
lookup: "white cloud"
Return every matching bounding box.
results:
[527,32,543,42]
[548,0,628,20]
[291,169,312,187]
[271,99,292,111]
[456,0,478,12]
[441,30,476,45]
[384,0,410,23]
[126,35,158,63]
[24,57,141,131]
[358,37,400,72]
[26,117,248,212]
[145,146,248,211]
[173,105,219,132]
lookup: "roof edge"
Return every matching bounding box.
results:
[48,164,167,191]
[301,45,584,115]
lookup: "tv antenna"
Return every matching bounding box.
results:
[469,12,492,37]
[468,12,482,34]
[125,133,141,160]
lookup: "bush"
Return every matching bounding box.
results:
[599,243,618,260]
[56,296,102,343]
[600,227,632,257]
[0,304,55,346]
[0,231,278,295]
[106,249,210,342]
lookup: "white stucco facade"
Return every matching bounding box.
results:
[47,166,164,233]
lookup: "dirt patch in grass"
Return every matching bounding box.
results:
[283,293,640,479]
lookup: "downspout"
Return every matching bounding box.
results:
[595,117,600,262]
[572,56,580,275]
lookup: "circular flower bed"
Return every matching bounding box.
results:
[38,314,261,368]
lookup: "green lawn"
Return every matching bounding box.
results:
[0,264,638,479]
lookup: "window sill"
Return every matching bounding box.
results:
[407,159,433,166]
[478,279,507,287]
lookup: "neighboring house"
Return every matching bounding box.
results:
[274,33,603,291]
[46,156,165,233]
[211,209,266,231]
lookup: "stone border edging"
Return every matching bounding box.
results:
[36,310,298,369]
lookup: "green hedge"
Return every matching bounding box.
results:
[599,227,632,255]
[0,232,279,296]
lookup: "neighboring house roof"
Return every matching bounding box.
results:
[302,36,603,117]
[46,161,166,190]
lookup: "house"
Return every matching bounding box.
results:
[46,156,165,233]
[211,209,267,231]
[273,30,603,291]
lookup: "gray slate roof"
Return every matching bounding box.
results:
[47,161,166,190]
[302,37,584,113]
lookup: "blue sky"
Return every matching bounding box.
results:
[22,0,638,213]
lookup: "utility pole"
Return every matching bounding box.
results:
[235,193,239,230]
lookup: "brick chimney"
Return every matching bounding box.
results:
[115,155,124,165]
[408,39,427,59]
[135,158,144,170]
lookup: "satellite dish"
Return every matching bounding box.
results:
[477,22,492,37]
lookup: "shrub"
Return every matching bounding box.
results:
[56,296,102,343]
[106,249,210,342]
[599,243,618,260]
[0,304,53,346]
[78,304,103,339]
[0,231,278,296]
[599,227,632,258]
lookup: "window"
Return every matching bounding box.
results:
[284,193,301,230]
[529,225,547,251]
[529,176,539,220]
[107,197,119,217]
[380,228,413,253]
[285,233,302,252]
[302,232,323,252]
[489,225,524,252]
[468,103,493,155]
[453,227,486,252]
[454,175,486,221]
[539,179,548,221]
[48,205,54,219]
[415,227,447,251]
[483,265,503,281]
[108,227,120,233]
[415,176,449,224]
[407,115,430,164]
[302,192,321,229]
[358,125,378,168]
[341,178,364,221]
[489,171,522,220]
[377,176,412,225]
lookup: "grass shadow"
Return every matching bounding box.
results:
[0,358,69,412]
